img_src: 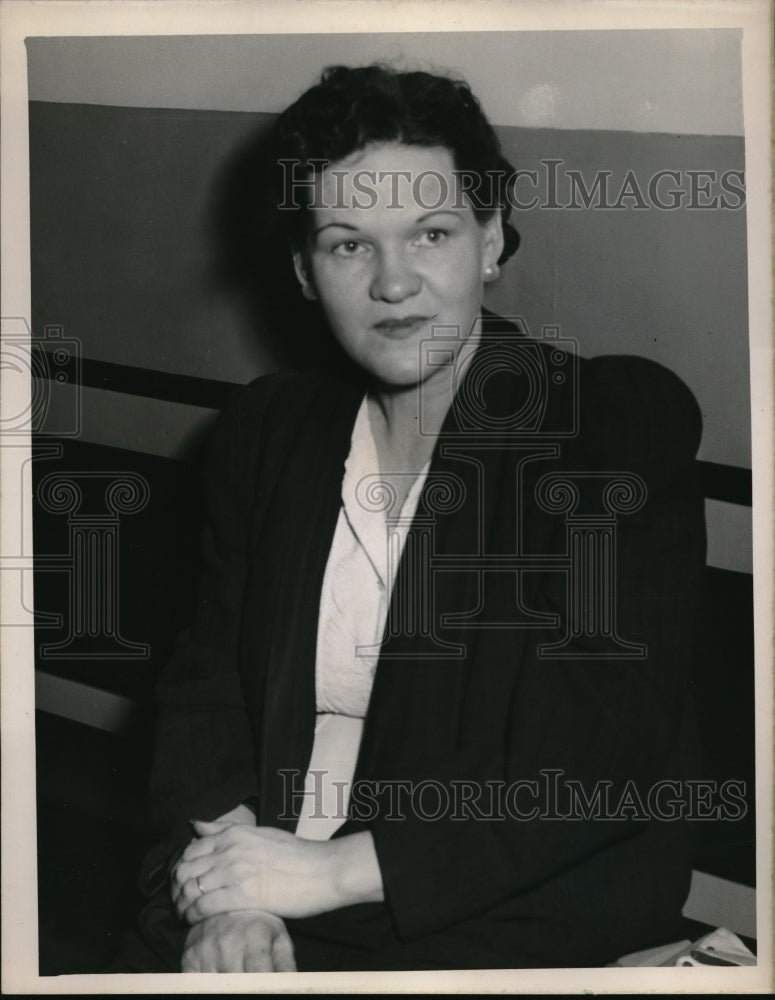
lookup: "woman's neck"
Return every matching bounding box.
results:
[367,327,481,474]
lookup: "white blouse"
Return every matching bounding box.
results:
[294,396,430,840]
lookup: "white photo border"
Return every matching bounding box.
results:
[1,0,772,994]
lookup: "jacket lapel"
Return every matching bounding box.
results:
[355,315,543,777]
[242,376,363,828]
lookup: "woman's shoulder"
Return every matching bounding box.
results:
[203,368,362,476]
[234,367,346,406]
[479,311,701,461]
[578,353,703,468]
[201,368,362,495]
[220,368,361,429]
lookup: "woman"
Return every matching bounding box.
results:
[127,64,706,972]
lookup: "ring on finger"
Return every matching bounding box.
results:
[196,877,205,895]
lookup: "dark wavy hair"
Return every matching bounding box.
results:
[269,64,520,264]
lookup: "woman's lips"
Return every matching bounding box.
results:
[373,315,435,336]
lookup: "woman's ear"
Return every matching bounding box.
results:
[481,214,505,282]
[292,249,318,301]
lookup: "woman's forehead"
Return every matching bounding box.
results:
[312,142,473,222]
[325,141,454,174]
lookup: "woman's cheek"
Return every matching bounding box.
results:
[317,258,370,298]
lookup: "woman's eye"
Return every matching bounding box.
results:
[331,240,366,257]
[417,228,448,246]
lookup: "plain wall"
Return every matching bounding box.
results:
[26,30,744,134]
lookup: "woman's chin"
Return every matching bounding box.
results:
[358,356,422,389]
[370,371,423,392]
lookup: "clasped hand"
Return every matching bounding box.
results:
[172,820,338,925]
[181,910,297,972]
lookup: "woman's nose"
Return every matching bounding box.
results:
[369,251,422,302]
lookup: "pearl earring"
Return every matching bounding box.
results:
[484,264,499,281]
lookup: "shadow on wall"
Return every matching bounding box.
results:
[205,121,356,376]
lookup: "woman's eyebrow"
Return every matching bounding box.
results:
[311,209,463,242]
[415,210,464,223]
[312,221,359,239]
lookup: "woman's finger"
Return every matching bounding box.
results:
[182,884,249,925]
[173,871,207,919]
[174,851,245,916]
[179,832,221,864]
[174,875,212,920]
[191,819,233,835]
[271,929,297,972]
[181,926,206,972]
[172,869,201,910]
[172,853,219,896]
[175,856,242,918]
[180,949,200,972]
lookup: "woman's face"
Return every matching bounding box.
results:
[293,143,504,389]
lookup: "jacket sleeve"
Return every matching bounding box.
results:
[367,355,707,939]
[140,378,278,895]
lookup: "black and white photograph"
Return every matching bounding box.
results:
[1,0,772,993]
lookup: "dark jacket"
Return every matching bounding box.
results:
[139,314,706,970]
